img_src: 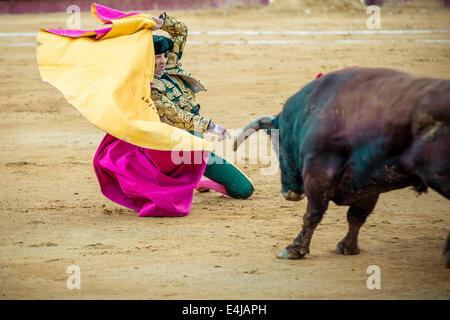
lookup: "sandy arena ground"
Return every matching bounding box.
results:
[0,0,449,299]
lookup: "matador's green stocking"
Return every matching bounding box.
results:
[190,131,254,199]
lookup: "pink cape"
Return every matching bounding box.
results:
[45,3,141,39]
[45,3,211,216]
[93,134,208,217]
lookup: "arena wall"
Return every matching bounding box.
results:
[0,0,269,14]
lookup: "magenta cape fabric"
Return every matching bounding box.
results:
[45,3,140,39]
[47,3,210,216]
[93,134,208,217]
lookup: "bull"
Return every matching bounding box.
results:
[233,67,450,266]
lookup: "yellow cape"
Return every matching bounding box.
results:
[36,3,214,152]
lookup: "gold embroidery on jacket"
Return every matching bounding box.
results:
[150,14,210,132]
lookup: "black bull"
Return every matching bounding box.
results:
[233,67,450,267]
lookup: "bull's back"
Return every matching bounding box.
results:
[324,68,449,145]
[281,67,450,203]
[288,67,450,152]
[279,68,357,158]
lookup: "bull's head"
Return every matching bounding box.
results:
[233,115,304,202]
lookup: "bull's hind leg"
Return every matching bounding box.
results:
[410,126,450,267]
[335,195,379,255]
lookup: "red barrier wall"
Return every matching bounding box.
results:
[0,0,269,14]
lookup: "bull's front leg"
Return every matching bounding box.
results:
[278,164,333,259]
[278,200,328,259]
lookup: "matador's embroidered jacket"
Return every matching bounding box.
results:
[151,14,211,133]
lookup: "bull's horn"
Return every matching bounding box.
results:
[233,116,275,151]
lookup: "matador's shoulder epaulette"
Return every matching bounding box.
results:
[151,78,166,93]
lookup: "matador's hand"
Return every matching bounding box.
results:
[208,122,231,141]
[150,15,164,30]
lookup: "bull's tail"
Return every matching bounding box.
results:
[232,115,278,151]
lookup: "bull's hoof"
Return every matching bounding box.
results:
[277,247,307,260]
[335,240,361,255]
[281,191,304,201]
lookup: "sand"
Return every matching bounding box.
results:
[0,0,449,299]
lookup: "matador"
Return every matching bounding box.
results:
[150,13,254,199]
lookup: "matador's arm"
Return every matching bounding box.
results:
[151,89,211,133]
[160,13,187,61]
